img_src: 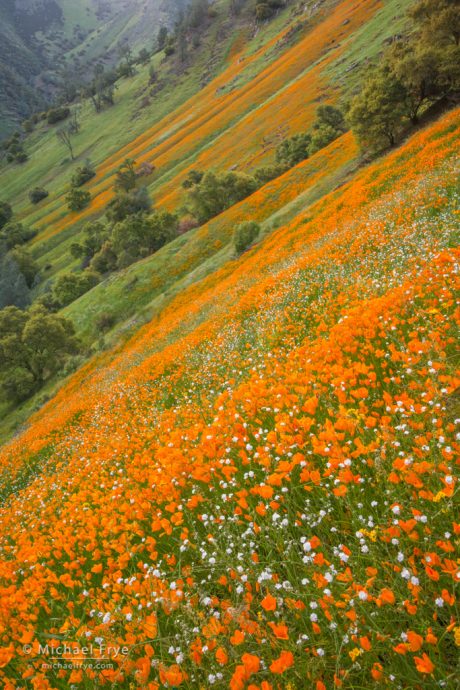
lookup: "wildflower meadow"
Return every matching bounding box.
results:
[0,108,458,689]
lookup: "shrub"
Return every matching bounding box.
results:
[0,201,13,230]
[0,305,79,401]
[234,221,260,254]
[29,187,49,204]
[61,354,88,377]
[95,312,116,332]
[2,366,36,403]
[0,250,30,309]
[90,242,118,274]
[10,248,39,288]
[115,159,137,192]
[111,210,179,267]
[106,187,152,223]
[309,105,347,154]
[70,220,109,266]
[71,162,96,187]
[254,163,287,186]
[186,171,258,224]
[0,222,36,249]
[66,188,91,212]
[15,150,28,164]
[47,107,71,125]
[2,135,28,164]
[276,133,311,167]
[182,169,204,189]
[1,367,36,404]
[52,271,100,307]
[309,124,341,154]
[314,105,347,133]
[255,1,284,20]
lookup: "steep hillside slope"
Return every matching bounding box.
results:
[0,107,458,689]
[0,0,185,136]
[0,1,48,136]
[0,0,417,441]
[1,0,409,301]
[8,0,400,213]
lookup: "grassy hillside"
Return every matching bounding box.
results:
[0,0,414,440]
[0,0,183,136]
[2,0,410,306]
[0,105,458,689]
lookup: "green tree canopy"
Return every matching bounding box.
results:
[255,0,285,21]
[10,248,39,288]
[70,220,109,265]
[0,222,36,249]
[410,0,460,47]
[186,171,258,223]
[0,202,13,230]
[348,1,460,149]
[386,43,445,124]
[52,272,100,308]
[348,70,407,149]
[254,164,287,186]
[71,161,96,187]
[315,105,347,132]
[106,187,152,223]
[0,306,79,401]
[0,249,30,310]
[66,187,91,212]
[276,133,311,167]
[157,26,169,51]
[115,159,137,193]
[111,210,179,267]
[29,188,49,205]
[234,221,260,255]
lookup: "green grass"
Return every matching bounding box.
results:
[58,0,97,35]
[0,0,416,441]
[326,0,412,102]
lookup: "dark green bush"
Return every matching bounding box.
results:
[186,171,258,224]
[95,312,116,332]
[276,132,311,167]
[71,162,96,187]
[255,0,284,21]
[66,188,91,212]
[52,271,100,307]
[0,306,79,402]
[29,187,49,204]
[106,187,151,223]
[234,221,261,254]
[0,201,13,230]
[0,222,37,249]
[47,107,71,125]
[254,163,287,186]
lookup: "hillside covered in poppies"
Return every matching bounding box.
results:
[0,1,459,689]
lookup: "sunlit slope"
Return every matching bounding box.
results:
[6,0,387,252]
[62,131,358,339]
[0,110,458,689]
